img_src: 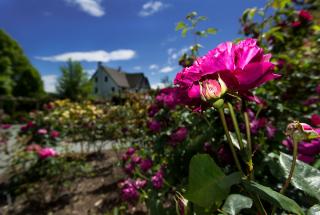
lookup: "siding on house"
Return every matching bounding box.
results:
[92,67,121,98]
[92,62,150,99]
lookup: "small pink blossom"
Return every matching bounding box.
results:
[119,179,139,202]
[37,128,48,135]
[140,158,152,172]
[151,171,164,189]
[0,124,11,130]
[291,21,301,28]
[170,127,188,146]
[50,130,60,138]
[299,10,313,22]
[124,162,135,175]
[38,147,57,159]
[147,120,161,133]
[26,144,42,153]
[126,147,136,156]
[282,138,320,164]
[311,114,320,127]
[135,178,147,189]
[131,155,141,164]
[148,104,159,117]
[266,123,277,139]
[122,153,129,161]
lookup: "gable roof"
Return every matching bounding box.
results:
[100,66,129,88]
[126,73,150,89]
[95,64,150,90]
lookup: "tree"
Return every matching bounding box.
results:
[0,29,44,97]
[56,60,92,101]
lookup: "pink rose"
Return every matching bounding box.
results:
[174,39,279,107]
[50,130,60,138]
[38,147,57,159]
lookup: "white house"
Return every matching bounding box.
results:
[91,62,150,98]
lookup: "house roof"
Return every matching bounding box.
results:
[97,64,150,90]
[100,66,130,88]
[126,73,150,89]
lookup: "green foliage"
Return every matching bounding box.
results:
[56,60,93,101]
[175,11,217,68]
[185,154,241,208]
[307,205,320,215]
[221,194,253,215]
[279,153,320,201]
[243,181,304,215]
[0,29,44,97]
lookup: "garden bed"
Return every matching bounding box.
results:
[0,149,142,215]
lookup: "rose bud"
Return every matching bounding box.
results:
[200,76,227,102]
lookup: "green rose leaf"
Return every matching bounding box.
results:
[279,153,320,201]
[221,194,253,215]
[176,21,187,31]
[206,28,217,35]
[185,154,241,208]
[243,181,304,215]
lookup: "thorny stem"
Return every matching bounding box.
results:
[244,111,253,179]
[271,137,298,215]
[218,108,244,176]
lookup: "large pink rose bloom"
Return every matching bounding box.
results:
[174,38,280,104]
[38,147,58,159]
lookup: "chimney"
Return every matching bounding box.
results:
[97,61,103,68]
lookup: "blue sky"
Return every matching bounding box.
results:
[0,0,267,92]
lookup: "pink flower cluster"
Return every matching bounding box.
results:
[246,109,276,139]
[20,121,35,132]
[147,120,162,133]
[122,147,153,175]
[292,10,313,28]
[174,38,280,109]
[38,147,58,159]
[155,87,179,109]
[0,124,11,130]
[26,144,58,159]
[151,170,164,189]
[282,138,320,163]
[119,178,147,202]
[169,127,188,146]
[120,147,166,201]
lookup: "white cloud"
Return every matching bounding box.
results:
[139,1,168,17]
[149,64,159,70]
[133,66,142,71]
[36,49,136,62]
[42,75,58,93]
[159,66,174,73]
[64,0,105,17]
[151,82,166,89]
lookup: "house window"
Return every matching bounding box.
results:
[104,76,108,82]
[95,77,98,82]
[111,87,115,92]
[95,87,98,94]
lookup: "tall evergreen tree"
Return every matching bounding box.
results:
[0,29,44,97]
[56,60,92,101]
